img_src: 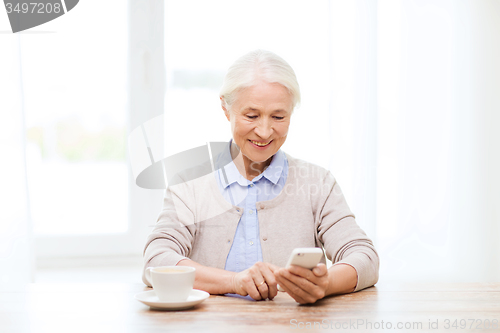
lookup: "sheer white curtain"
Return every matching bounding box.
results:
[377,0,500,283]
[0,36,34,288]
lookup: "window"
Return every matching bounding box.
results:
[22,1,129,257]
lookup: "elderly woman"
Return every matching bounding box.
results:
[143,50,379,304]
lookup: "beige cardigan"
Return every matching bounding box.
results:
[142,154,379,292]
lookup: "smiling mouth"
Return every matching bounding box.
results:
[249,140,272,147]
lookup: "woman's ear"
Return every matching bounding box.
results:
[220,97,230,121]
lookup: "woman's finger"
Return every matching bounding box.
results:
[254,277,269,300]
[276,268,321,304]
[287,264,315,280]
[312,263,328,277]
[251,265,269,300]
[245,276,263,300]
[281,267,317,293]
[275,269,308,304]
[287,264,327,286]
[266,263,281,274]
[234,270,262,300]
[259,263,278,299]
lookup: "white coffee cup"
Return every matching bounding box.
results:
[145,266,196,302]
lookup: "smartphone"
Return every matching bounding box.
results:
[278,248,324,292]
[286,248,324,269]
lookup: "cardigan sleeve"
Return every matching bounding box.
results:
[315,172,379,292]
[142,183,197,286]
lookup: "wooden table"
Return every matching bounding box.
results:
[1,282,499,332]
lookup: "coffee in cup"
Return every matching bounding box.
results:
[145,266,195,302]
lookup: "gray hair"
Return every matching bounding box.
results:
[220,49,301,111]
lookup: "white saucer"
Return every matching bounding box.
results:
[135,289,210,310]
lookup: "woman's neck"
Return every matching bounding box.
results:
[230,142,272,181]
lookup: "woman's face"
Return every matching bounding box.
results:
[223,80,293,164]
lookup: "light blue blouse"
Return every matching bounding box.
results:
[214,140,288,273]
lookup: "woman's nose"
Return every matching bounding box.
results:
[254,118,273,139]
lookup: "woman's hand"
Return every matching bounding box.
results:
[275,263,330,304]
[231,262,279,300]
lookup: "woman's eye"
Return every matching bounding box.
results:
[247,115,258,119]
[273,116,284,120]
